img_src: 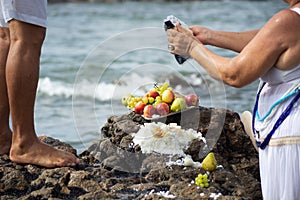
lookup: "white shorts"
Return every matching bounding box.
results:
[0,0,47,28]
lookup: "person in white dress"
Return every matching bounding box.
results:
[167,0,300,199]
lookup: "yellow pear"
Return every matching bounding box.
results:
[202,152,217,172]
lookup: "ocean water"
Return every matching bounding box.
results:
[36,1,286,152]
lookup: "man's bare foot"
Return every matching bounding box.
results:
[0,128,12,155]
[10,138,80,168]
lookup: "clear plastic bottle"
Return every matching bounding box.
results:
[164,15,191,64]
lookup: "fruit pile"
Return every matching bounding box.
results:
[122,82,199,118]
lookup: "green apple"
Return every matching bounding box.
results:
[170,97,187,112]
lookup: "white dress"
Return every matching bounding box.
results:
[255,8,300,198]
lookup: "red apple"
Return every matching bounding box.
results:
[156,102,170,115]
[185,93,199,106]
[143,105,156,118]
[161,89,175,104]
[134,102,146,114]
[148,89,160,99]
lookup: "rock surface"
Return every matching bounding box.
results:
[0,106,261,199]
[48,0,216,3]
[48,0,261,3]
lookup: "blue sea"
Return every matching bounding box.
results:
[37,1,286,152]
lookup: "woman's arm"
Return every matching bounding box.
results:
[190,26,259,53]
[167,10,292,88]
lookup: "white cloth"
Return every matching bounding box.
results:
[255,66,300,198]
[255,8,300,199]
[261,65,300,85]
[0,0,47,28]
[291,7,300,15]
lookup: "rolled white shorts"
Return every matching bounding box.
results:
[0,0,47,28]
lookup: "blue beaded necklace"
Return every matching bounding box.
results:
[252,82,300,149]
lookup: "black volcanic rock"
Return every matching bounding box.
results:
[0,106,261,199]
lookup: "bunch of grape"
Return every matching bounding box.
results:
[195,173,209,188]
[122,94,140,110]
[155,82,171,95]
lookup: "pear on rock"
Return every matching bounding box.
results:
[202,152,217,172]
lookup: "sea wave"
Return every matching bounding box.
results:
[38,74,163,101]
[38,77,73,98]
[37,71,223,102]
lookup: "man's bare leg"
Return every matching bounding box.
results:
[7,20,79,168]
[0,27,12,155]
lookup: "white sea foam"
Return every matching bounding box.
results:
[37,74,158,101]
[38,77,73,98]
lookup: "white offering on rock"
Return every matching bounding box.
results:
[183,155,201,168]
[132,122,206,156]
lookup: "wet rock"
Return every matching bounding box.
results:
[0,106,261,199]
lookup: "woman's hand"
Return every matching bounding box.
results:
[167,24,200,57]
[189,26,212,45]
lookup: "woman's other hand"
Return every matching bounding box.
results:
[189,26,212,45]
